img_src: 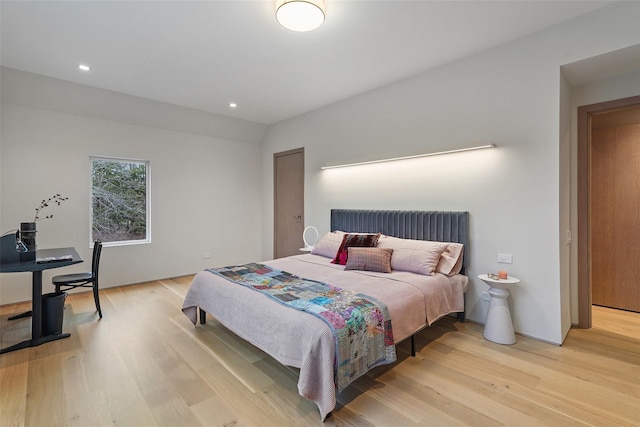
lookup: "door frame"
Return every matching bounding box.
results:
[577,95,640,328]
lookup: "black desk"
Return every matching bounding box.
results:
[0,247,82,354]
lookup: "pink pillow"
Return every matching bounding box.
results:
[378,235,449,275]
[436,243,464,275]
[345,247,394,273]
[331,233,381,265]
[311,231,345,258]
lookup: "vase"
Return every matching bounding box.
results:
[19,222,37,261]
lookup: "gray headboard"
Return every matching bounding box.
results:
[330,209,470,271]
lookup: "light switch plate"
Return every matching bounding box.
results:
[498,253,513,264]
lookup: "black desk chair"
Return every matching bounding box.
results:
[52,241,103,318]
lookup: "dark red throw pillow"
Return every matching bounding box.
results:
[331,233,381,265]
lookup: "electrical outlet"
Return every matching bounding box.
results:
[498,253,513,264]
[203,252,211,259]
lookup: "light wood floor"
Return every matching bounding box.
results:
[1,276,638,426]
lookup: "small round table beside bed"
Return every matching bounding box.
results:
[478,273,520,345]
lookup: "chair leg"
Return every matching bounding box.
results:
[93,285,102,319]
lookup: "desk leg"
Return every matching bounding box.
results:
[0,271,70,354]
[31,271,43,341]
[8,310,33,320]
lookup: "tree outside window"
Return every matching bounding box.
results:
[91,157,150,244]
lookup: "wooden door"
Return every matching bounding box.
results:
[591,121,640,312]
[578,96,640,327]
[274,148,304,259]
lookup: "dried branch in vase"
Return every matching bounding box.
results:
[34,194,69,221]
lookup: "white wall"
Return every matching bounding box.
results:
[1,70,265,305]
[261,2,640,344]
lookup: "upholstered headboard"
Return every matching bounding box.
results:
[330,209,470,271]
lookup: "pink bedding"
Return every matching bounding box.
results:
[181,253,468,420]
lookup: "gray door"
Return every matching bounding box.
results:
[274,148,304,258]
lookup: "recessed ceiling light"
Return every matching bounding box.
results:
[78,64,91,72]
[229,102,238,108]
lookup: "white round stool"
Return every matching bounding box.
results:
[478,274,520,345]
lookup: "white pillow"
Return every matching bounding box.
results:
[310,231,345,258]
[378,235,449,275]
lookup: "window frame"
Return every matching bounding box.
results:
[90,156,151,247]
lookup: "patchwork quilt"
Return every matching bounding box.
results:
[207,262,396,390]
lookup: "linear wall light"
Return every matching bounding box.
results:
[320,144,496,170]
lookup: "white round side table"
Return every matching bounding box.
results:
[478,274,520,345]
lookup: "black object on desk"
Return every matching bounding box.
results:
[0,246,83,354]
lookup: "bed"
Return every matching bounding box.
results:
[182,209,469,421]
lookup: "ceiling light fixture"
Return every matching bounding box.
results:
[78,64,91,72]
[321,144,496,170]
[229,102,238,108]
[276,0,325,32]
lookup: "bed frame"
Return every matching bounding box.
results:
[331,209,470,355]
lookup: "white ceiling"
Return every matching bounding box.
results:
[0,0,619,125]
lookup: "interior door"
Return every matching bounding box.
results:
[591,119,640,312]
[274,148,304,259]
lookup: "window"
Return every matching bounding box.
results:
[91,157,150,245]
